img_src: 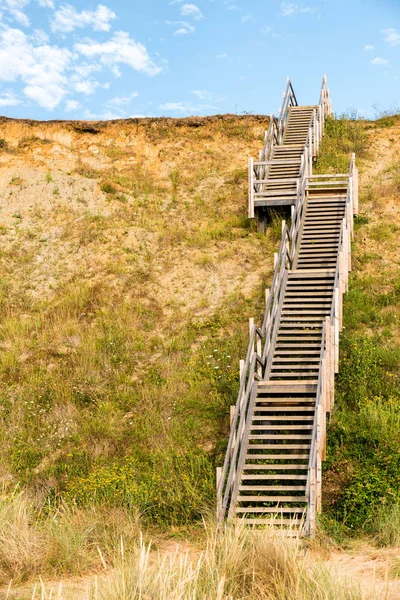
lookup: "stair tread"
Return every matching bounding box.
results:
[248,444,311,449]
[239,485,306,490]
[243,464,309,469]
[250,424,313,430]
[252,415,315,419]
[237,496,307,502]
[236,507,306,513]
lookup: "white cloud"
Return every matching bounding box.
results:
[382,28,400,47]
[37,0,54,7]
[216,52,228,59]
[280,2,312,17]
[0,26,72,109]
[83,108,123,120]
[192,89,224,102]
[261,25,279,37]
[224,0,237,10]
[51,4,116,33]
[241,14,255,23]
[0,90,22,106]
[159,101,216,114]
[65,99,81,111]
[106,91,139,106]
[0,22,162,112]
[364,44,374,52]
[166,20,195,35]
[74,31,162,76]
[0,0,30,26]
[180,3,203,19]
[371,57,389,65]
[192,89,212,100]
[31,29,50,45]
[72,79,100,95]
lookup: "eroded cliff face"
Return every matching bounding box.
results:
[0,114,272,308]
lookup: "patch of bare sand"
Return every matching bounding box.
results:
[326,545,400,600]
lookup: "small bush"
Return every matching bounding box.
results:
[374,503,400,547]
[66,451,215,525]
[315,114,368,174]
[101,181,117,195]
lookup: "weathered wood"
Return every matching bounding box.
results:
[219,77,354,539]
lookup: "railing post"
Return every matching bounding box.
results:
[334,287,339,373]
[216,467,222,522]
[248,157,254,218]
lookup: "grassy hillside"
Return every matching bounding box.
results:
[0,112,399,588]
[314,115,400,539]
[0,114,283,582]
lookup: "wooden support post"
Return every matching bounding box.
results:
[216,467,222,522]
[230,405,235,427]
[334,287,339,373]
[330,323,335,406]
[317,452,322,513]
[257,336,262,376]
[248,157,254,219]
[249,317,254,337]
[239,359,245,410]
[310,466,316,537]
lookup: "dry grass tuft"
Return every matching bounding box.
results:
[21,524,362,600]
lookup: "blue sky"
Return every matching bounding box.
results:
[0,0,399,120]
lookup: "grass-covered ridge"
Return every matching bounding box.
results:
[0,112,400,591]
[0,115,279,541]
[315,114,400,536]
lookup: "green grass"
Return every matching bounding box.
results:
[317,115,400,537]
[23,523,362,600]
[314,114,369,174]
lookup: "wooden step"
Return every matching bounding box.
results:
[272,350,321,354]
[239,485,306,491]
[247,444,311,450]
[270,366,320,372]
[237,496,307,502]
[243,464,309,470]
[280,313,328,317]
[243,463,309,470]
[236,507,306,514]
[252,414,315,419]
[250,424,313,430]
[245,454,310,460]
[257,381,317,390]
[240,518,302,524]
[249,434,312,440]
[253,407,315,413]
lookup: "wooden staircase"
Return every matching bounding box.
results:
[256,107,316,208]
[232,192,347,532]
[217,77,358,536]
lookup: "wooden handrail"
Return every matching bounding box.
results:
[304,154,357,536]
[221,75,358,531]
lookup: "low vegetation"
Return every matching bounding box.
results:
[0,111,399,594]
[7,516,362,600]
[316,113,400,537]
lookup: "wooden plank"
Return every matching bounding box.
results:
[237,496,307,502]
[236,507,306,513]
[239,485,306,491]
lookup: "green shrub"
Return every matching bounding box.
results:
[315,114,368,174]
[101,181,117,194]
[66,451,215,525]
[326,400,400,530]
[374,502,400,546]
